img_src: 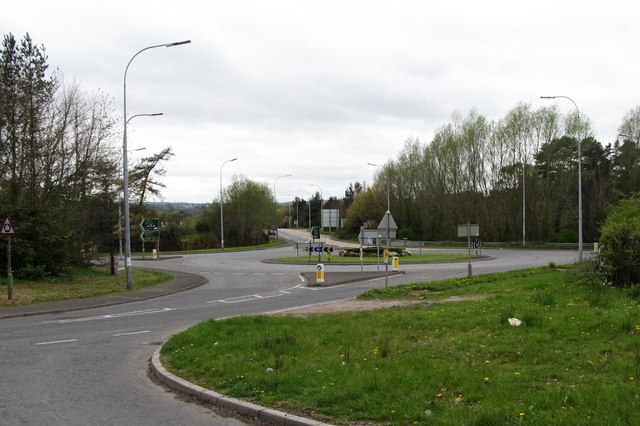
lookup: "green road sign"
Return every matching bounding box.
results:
[311,226,320,239]
[140,230,159,242]
[141,218,159,230]
[140,218,160,242]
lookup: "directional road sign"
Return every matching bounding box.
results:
[305,246,333,253]
[140,218,160,242]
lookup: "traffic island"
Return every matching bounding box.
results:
[300,271,404,286]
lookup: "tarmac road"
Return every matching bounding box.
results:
[0,232,581,425]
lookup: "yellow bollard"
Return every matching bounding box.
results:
[392,256,399,271]
[316,263,325,284]
[152,248,157,259]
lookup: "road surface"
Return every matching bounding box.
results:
[0,230,580,425]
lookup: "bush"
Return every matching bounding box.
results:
[598,195,640,288]
[14,264,50,281]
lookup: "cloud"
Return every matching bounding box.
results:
[3,0,640,202]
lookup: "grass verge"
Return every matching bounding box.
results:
[161,266,640,425]
[270,252,474,264]
[0,267,173,307]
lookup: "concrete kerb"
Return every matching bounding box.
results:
[150,349,334,426]
[0,269,207,320]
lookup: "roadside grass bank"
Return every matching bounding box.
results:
[270,252,475,264]
[0,268,173,307]
[161,265,640,425]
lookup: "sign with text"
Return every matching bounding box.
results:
[457,224,480,238]
[140,218,160,242]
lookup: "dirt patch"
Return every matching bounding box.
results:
[272,295,486,316]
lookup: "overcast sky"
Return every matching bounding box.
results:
[3,1,639,203]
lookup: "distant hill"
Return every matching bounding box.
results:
[148,202,208,214]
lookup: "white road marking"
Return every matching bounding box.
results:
[207,293,283,304]
[43,308,175,324]
[36,339,78,346]
[113,331,151,337]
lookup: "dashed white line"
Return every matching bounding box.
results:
[113,331,151,337]
[36,339,78,346]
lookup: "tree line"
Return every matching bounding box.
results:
[0,33,172,277]
[3,31,640,279]
[341,104,640,245]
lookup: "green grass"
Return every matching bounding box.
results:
[161,266,640,425]
[271,252,474,264]
[0,267,173,307]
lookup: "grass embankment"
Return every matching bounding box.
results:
[0,268,173,307]
[161,266,640,425]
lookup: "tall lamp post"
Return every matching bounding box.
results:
[540,95,583,262]
[219,157,237,251]
[123,40,190,289]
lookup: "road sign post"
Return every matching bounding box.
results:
[1,216,16,300]
[458,223,480,277]
[140,218,160,259]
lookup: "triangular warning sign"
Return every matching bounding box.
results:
[1,216,15,236]
[377,211,398,230]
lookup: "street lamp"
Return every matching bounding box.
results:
[219,157,237,251]
[126,112,163,125]
[273,174,292,202]
[619,133,640,143]
[123,40,190,289]
[540,95,583,262]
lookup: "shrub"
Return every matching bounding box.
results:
[598,195,640,288]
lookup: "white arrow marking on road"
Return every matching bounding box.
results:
[207,293,283,304]
[43,308,175,324]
